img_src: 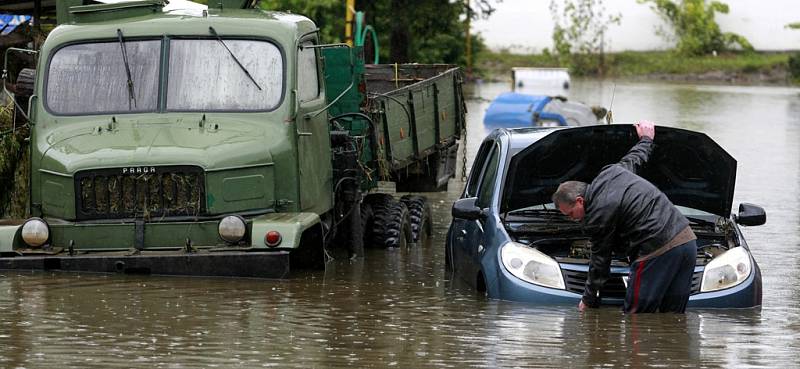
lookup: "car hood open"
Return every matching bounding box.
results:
[501,125,737,217]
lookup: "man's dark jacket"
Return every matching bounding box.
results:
[581,137,690,307]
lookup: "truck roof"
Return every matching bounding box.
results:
[46,4,315,47]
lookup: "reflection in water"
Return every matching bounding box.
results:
[0,81,799,368]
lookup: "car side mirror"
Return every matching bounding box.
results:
[735,203,766,226]
[452,197,485,220]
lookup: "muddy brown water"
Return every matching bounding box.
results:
[1,80,798,368]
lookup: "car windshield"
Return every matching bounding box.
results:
[45,39,283,115]
[46,40,161,114]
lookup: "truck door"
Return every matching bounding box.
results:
[295,39,333,215]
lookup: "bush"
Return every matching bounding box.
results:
[640,0,753,56]
[0,102,29,218]
[789,53,800,79]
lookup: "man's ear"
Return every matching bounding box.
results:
[575,196,584,206]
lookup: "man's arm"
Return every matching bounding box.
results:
[582,230,615,308]
[617,121,656,174]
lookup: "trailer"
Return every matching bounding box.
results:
[0,0,465,277]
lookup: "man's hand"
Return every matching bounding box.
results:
[578,300,587,312]
[634,120,655,140]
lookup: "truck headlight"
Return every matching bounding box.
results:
[701,246,752,292]
[501,242,565,289]
[218,215,246,243]
[21,218,49,247]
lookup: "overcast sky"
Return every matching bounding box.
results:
[472,0,800,53]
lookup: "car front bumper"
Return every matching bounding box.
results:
[492,261,762,309]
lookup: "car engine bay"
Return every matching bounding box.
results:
[504,208,739,267]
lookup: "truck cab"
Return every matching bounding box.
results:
[1,1,332,276]
[1,0,466,277]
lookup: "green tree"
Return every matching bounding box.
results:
[549,0,621,75]
[259,0,342,44]
[639,0,753,56]
[787,22,800,80]
[359,0,476,65]
[259,0,488,66]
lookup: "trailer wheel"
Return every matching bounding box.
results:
[368,195,411,248]
[400,195,431,244]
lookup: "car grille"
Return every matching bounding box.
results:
[562,269,704,298]
[75,166,205,220]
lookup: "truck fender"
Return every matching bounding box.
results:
[249,212,321,249]
[0,224,22,253]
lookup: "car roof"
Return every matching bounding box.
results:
[490,127,564,154]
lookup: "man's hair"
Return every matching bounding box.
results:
[552,181,588,207]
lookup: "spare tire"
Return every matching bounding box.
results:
[14,68,36,113]
[15,68,35,99]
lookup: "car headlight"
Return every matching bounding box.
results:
[700,246,752,292]
[218,215,247,243]
[21,218,49,247]
[501,242,565,289]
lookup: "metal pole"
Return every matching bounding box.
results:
[345,0,355,47]
[465,0,472,79]
[33,0,42,46]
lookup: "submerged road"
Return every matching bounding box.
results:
[0,80,797,368]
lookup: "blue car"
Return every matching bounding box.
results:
[446,125,765,308]
[483,92,605,129]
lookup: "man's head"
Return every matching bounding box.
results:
[552,181,588,221]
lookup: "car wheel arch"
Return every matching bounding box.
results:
[476,271,487,294]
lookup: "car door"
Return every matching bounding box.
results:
[451,141,501,288]
[449,141,492,280]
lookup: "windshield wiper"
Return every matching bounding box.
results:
[685,215,716,227]
[208,26,263,91]
[116,29,137,110]
[508,208,561,217]
[506,207,571,226]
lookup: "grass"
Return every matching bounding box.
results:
[476,49,793,82]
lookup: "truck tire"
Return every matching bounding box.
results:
[348,201,364,258]
[368,195,411,248]
[359,201,373,249]
[400,195,432,244]
[362,193,392,247]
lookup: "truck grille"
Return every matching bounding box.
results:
[75,166,205,220]
[562,269,704,298]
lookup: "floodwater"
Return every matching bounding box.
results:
[1,80,799,368]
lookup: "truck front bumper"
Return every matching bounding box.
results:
[0,212,322,278]
[0,250,291,278]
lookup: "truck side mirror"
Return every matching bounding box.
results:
[735,203,766,226]
[452,197,485,220]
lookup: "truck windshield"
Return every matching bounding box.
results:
[45,38,284,115]
[46,40,160,114]
[167,39,283,111]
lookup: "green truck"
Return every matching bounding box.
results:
[0,0,465,277]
